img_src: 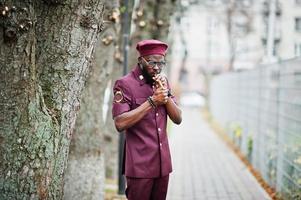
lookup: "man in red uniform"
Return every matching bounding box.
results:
[112,39,182,200]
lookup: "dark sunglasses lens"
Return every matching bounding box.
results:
[148,61,166,68]
[159,62,166,67]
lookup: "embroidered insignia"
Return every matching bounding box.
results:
[114,90,123,103]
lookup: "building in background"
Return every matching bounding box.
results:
[276,0,301,59]
[168,0,301,95]
[219,0,301,64]
[169,0,301,75]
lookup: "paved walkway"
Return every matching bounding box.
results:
[167,107,271,200]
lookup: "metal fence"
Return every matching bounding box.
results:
[209,58,301,200]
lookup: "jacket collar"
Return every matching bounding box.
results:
[132,65,147,86]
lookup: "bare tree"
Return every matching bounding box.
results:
[225,0,252,71]
[63,0,122,199]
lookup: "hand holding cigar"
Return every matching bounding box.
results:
[153,74,167,89]
[152,74,169,104]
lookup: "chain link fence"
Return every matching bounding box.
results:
[209,58,301,200]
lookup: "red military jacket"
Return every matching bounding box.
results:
[112,66,176,178]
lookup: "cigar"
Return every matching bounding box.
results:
[156,78,165,88]
[153,74,165,89]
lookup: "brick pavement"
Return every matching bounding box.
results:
[166,107,271,200]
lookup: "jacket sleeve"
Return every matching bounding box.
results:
[112,79,132,118]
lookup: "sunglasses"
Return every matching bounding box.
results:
[141,57,166,69]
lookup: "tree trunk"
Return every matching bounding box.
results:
[63,0,122,199]
[0,1,104,199]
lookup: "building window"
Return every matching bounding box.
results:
[295,43,301,57]
[296,18,301,32]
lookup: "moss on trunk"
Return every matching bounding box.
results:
[0,1,104,199]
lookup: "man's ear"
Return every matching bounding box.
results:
[138,57,148,69]
[138,57,142,69]
[139,56,149,66]
[138,63,143,69]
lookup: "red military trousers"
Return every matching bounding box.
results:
[125,175,169,200]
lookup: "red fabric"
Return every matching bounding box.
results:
[136,39,168,57]
[112,66,177,178]
[125,175,169,200]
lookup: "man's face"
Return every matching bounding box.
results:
[139,54,166,78]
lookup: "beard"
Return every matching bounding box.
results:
[141,65,155,85]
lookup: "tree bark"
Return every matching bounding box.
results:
[63,0,122,199]
[0,1,104,199]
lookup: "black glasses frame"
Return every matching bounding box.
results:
[141,57,166,69]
